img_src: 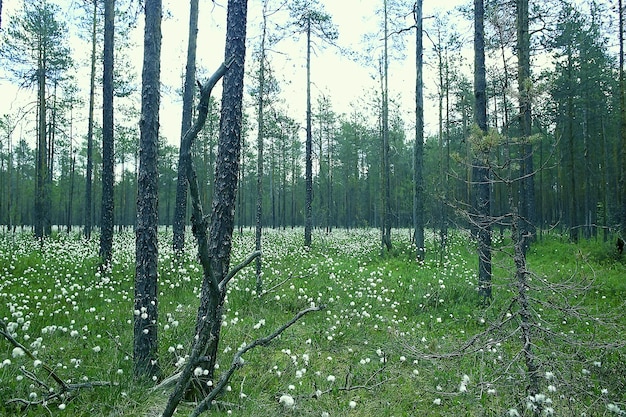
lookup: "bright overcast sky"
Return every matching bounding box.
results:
[0,0,472,147]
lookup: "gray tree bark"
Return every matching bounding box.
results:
[474,0,492,300]
[99,0,115,264]
[413,0,425,262]
[134,0,162,380]
[173,0,199,253]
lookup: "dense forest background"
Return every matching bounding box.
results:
[0,0,623,242]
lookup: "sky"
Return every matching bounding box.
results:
[0,0,472,150]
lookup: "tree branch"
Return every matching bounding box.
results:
[0,319,110,409]
[190,305,323,416]
[219,250,262,291]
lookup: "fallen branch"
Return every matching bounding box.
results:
[0,319,110,409]
[190,304,323,417]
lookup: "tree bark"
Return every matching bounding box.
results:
[517,0,535,254]
[173,0,199,253]
[474,0,492,300]
[161,0,248,412]
[34,33,47,239]
[413,0,424,262]
[84,0,97,240]
[618,0,626,236]
[304,15,313,247]
[134,0,162,380]
[100,0,115,264]
[255,2,268,293]
[381,0,392,252]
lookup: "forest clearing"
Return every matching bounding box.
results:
[0,228,625,416]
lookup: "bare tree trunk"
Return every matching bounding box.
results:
[381,0,392,252]
[617,0,626,236]
[173,0,199,253]
[304,16,313,247]
[134,0,162,380]
[474,0,492,301]
[255,4,267,292]
[35,38,47,239]
[161,1,248,413]
[517,0,535,254]
[413,0,425,261]
[100,0,115,264]
[511,198,540,398]
[84,0,97,240]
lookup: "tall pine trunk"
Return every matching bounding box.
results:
[84,0,97,240]
[474,0,492,300]
[173,0,199,252]
[255,3,268,293]
[381,0,392,252]
[134,0,162,379]
[35,35,47,239]
[304,16,313,247]
[100,0,115,263]
[413,0,424,261]
[517,0,535,253]
[618,0,626,236]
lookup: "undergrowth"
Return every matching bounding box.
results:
[0,228,624,416]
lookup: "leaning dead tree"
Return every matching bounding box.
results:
[160,2,322,416]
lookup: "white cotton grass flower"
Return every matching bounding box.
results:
[348,400,357,409]
[433,398,442,405]
[12,347,25,358]
[507,409,520,417]
[327,374,336,383]
[279,394,295,408]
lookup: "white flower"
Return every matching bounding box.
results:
[321,412,330,417]
[33,360,42,367]
[433,398,442,405]
[194,367,203,377]
[279,394,295,408]
[507,409,520,417]
[58,403,66,410]
[349,400,357,408]
[327,375,336,382]
[12,347,25,358]
[92,346,101,353]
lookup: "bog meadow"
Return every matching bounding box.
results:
[3,0,626,415]
[1,228,625,416]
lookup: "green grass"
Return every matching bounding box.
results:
[0,228,625,416]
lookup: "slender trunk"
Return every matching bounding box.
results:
[255,14,266,290]
[510,196,540,398]
[134,0,162,379]
[173,0,200,252]
[304,16,313,246]
[84,0,97,239]
[35,36,47,239]
[381,0,392,252]
[100,0,115,264]
[474,0,492,300]
[617,0,626,236]
[518,0,534,253]
[413,0,425,261]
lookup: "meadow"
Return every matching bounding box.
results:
[0,228,624,416]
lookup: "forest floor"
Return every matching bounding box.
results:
[0,228,625,416]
